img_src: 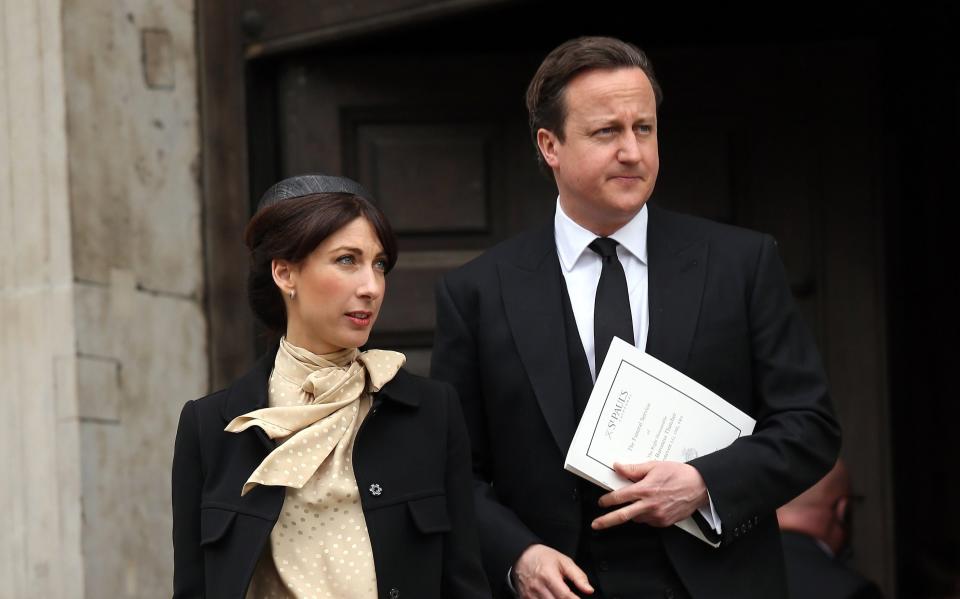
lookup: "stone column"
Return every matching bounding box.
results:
[0,0,83,596]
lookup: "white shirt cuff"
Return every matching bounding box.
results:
[697,491,722,533]
[506,566,519,596]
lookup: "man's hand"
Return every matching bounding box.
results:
[513,543,594,599]
[592,461,708,529]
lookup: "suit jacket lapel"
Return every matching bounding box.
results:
[646,205,709,373]
[498,223,576,453]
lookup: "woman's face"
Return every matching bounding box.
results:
[278,217,388,354]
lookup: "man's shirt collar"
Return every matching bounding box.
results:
[554,198,649,272]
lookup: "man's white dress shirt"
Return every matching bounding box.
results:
[553,198,721,533]
[554,199,649,380]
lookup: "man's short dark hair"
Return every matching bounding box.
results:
[525,36,663,171]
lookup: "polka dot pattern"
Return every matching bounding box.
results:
[227,338,405,599]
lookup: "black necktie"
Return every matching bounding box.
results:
[589,237,634,372]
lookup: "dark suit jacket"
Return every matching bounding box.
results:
[430,204,841,599]
[781,531,883,599]
[172,347,491,599]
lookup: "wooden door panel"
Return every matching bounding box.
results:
[273,51,553,370]
[352,121,494,234]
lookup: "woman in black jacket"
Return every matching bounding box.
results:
[172,174,490,599]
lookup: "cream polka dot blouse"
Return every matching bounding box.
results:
[225,338,405,599]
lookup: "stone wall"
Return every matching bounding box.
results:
[1,1,206,597]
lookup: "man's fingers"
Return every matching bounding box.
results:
[542,574,582,599]
[594,462,709,529]
[528,561,582,599]
[613,460,656,481]
[559,556,594,595]
[598,482,643,508]
[515,544,592,599]
[591,498,653,530]
[539,556,591,599]
[597,462,657,506]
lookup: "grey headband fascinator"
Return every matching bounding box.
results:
[256,174,373,211]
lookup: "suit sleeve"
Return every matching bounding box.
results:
[441,383,494,598]
[690,234,841,545]
[171,400,204,598]
[432,275,540,595]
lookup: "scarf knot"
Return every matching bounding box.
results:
[224,338,404,495]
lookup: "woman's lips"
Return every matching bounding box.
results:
[345,311,373,326]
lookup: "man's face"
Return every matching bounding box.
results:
[538,67,659,236]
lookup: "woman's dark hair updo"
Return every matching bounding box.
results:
[243,174,398,335]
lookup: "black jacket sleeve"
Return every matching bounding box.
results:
[690,235,841,544]
[432,275,540,594]
[441,383,495,597]
[171,400,204,598]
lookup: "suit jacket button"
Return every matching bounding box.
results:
[389,588,399,599]
[369,483,383,496]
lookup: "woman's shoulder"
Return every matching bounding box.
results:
[189,387,230,408]
[182,350,274,420]
[178,388,230,425]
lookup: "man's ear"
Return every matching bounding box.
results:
[272,259,297,297]
[834,495,849,524]
[537,128,562,169]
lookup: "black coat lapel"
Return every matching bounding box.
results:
[375,369,421,408]
[498,224,576,453]
[646,205,709,373]
[220,346,278,453]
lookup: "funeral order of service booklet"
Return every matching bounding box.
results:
[564,337,755,547]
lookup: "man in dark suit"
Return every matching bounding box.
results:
[777,460,883,599]
[431,36,840,599]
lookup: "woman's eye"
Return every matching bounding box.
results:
[373,258,388,271]
[336,255,356,265]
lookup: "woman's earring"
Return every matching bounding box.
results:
[288,289,296,300]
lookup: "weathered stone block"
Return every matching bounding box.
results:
[77,356,122,422]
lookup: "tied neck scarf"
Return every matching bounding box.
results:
[224,338,405,495]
